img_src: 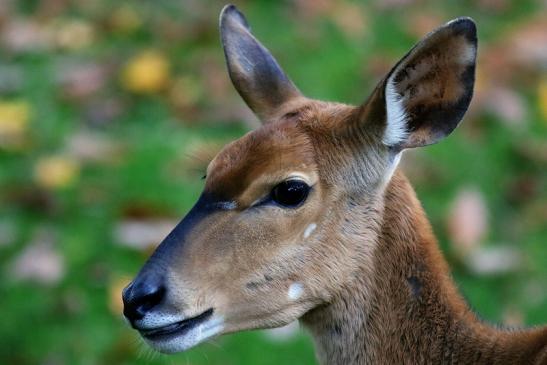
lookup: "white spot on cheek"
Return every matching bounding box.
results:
[288,283,303,300]
[303,223,317,238]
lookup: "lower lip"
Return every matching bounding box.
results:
[140,308,214,341]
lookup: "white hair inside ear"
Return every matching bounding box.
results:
[383,73,409,146]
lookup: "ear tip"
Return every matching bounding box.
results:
[445,17,477,44]
[220,4,250,31]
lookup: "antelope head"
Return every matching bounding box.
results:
[122,5,477,353]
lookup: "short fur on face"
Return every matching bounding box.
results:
[124,5,481,356]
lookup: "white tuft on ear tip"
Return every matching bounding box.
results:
[383,76,408,146]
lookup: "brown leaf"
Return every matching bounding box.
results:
[464,245,522,275]
[58,62,108,101]
[507,17,547,70]
[114,219,177,251]
[483,87,526,128]
[1,19,52,54]
[405,12,444,39]
[447,188,489,255]
[10,227,65,285]
[66,131,120,163]
[51,19,95,51]
[332,3,367,40]
[293,0,334,20]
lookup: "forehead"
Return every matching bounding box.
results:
[205,119,315,199]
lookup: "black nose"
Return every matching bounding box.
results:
[122,274,165,322]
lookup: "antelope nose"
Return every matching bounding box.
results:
[122,274,165,322]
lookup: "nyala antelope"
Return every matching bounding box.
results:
[122,5,547,364]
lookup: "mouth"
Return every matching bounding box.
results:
[139,308,214,341]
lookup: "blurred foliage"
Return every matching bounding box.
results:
[0,0,546,364]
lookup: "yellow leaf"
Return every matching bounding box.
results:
[34,156,80,189]
[121,50,170,94]
[538,77,547,122]
[109,275,132,316]
[0,100,31,150]
[53,19,95,51]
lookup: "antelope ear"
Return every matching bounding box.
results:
[220,5,302,121]
[369,17,477,149]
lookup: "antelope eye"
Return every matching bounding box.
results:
[271,180,310,208]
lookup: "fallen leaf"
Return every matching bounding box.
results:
[58,62,108,100]
[66,131,119,163]
[109,275,132,315]
[538,77,547,123]
[331,2,367,40]
[465,245,522,275]
[0,99,32,150]
[114,219,177,251]
[405,12,444,39]
[10,228,65,285]
[292,0,334,20]
[507,17,547,70]
[34,155,80,190]
[483,87,526,128]
[447,188,488,255]
[121,50,170,94]
[52,19,95,51]
[1,18,52,54]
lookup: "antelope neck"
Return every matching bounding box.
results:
[301,171,547,365]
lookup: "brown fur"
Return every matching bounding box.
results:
[137,98,547,364]
[303,171,547,364]
[124,7,547,363]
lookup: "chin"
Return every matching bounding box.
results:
[141,314,225,353]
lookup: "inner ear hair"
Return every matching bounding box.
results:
[382,17,477,150]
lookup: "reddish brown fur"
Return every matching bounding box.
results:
[303,170,547,364]
[125,9,547,363]
[164,98,547,364]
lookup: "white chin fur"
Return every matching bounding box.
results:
[144,315,224,353]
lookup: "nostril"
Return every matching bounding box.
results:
[138,285,165,313]
[123,279,166,322]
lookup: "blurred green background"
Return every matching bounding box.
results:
[0,0,546,364]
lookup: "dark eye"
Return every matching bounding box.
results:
[271,180,310,208]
